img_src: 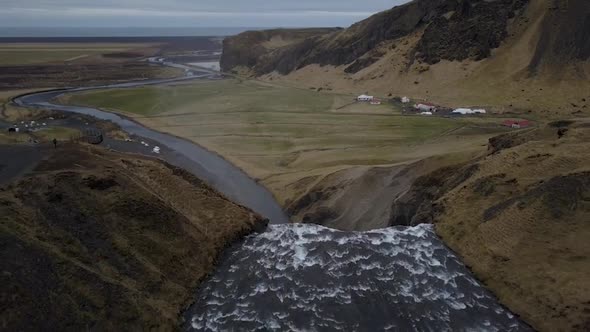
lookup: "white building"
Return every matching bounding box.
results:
[452,108,487,115]
[415,103,437,112]
[420,112,433,116]
[401,96,411,103]
[357,94,374,102]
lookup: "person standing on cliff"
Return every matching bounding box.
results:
[52,138,57,149]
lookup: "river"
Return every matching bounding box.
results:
[12,54,531,331]
[13,58,289,224]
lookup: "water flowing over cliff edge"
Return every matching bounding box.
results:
[185,224,531,331]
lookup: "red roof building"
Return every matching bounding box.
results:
[503,120,531,128]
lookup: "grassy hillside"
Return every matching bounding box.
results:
[433,124,590,332]
[378,120,590,332]
[282,118,590,331]
[0,144,265,330]
[222,0,590,117]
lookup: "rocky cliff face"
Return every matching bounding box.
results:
[222,0,590,114]
[221,0,530,75]
[220,28,339,75]
[222,0,590,81]
[415,0,528,64]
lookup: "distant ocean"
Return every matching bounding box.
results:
[0,27,263,38]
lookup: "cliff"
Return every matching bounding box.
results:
[222,0,529,75]
[221,0,590,114]
[286,120,590,331]
[0,144,267,330]
[220,28,340,76]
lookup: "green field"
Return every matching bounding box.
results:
[34,127,81,141]
[66,79,336,115]
[62,79,511,201]
[64,79,469,154]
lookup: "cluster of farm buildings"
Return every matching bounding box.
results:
[356,94,531,128]
[357,94,487,116]
[411,102,487,116]
[357,94,383,105]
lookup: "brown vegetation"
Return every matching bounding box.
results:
[292,121,590,331]
[432,122,590,332]
[0,62,180,90]
[221,0,590,116]
[0,36,222,90]
[0,144,266,330]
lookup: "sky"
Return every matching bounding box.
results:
[1,0,412,28]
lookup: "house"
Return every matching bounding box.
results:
[370,98,382,105]
[502,120,531,129]
[401,96,411,103]
[415,102,437,112]
[357,94,374,102]
[452,108,487,115]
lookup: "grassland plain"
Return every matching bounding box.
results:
[0,43,157,66]
[62,79,519,205]
[0,41,182,89]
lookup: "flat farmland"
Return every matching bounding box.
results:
[0,37,221,89]
[61,79,515,202]
[0,42,159,66]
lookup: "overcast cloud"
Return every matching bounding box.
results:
[1,0,411,28]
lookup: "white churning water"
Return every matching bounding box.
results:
[184,224,531,331]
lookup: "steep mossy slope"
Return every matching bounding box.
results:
[0,145,266,330]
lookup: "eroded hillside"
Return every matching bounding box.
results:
[287,120,590,331]
[220,28,339,76]
[222,0,590,114]
[432,122,590,332]
[222,0,528,75]
[0,144,266,330]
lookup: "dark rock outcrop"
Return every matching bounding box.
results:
[487,131,532,153]
[528,0,590,75]
[220,28,339,73]
[483,172,590,221]
[415,0,528,64]
[389,163,479,226]
[221,0,530,75]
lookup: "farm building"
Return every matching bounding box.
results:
[401,96,411,103]
[357,94,374,102]
[452,108,487,115]
[414,103,437,112]
[420,112,433,116]
[370,98,382,105]
[503,120,531,129]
